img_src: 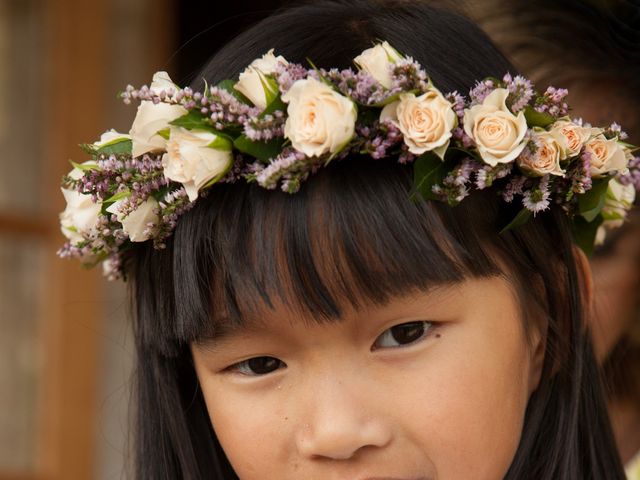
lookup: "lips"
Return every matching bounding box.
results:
[359,477,429,480]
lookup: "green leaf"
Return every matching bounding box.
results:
[70,160,99,172]
[157,128,170,140]
[524,106,555,128]
[218,79,253,105]
[444,146,477,162]
[411,152,450,201]
[104,190,131,203]
[618,140,639,151]
[169,110,213,131]
[93,138,133,156]
[207,135,233,151]
[261,94,287,118]
[499,208,533,234]
[579,177,611,222]
[233,135,285,162]
[258,73,279,107]
[571,214,604,257]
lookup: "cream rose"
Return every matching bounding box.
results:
[149,71,176,96]
[282,77,356,157]
[234,49,288,110]
[595,178,637,245]
[162,127,233,201]
[463,88,528,166]
[59,162,101,244]
[107,197,159,242]
[602,178,636,226]
[549,120,590,160]
[584,133,628,177]
[517,130,564,176]
[380,89,456,157]
[354,41,402,89]
[129,102,187,158]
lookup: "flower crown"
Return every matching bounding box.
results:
[58,41,639,280]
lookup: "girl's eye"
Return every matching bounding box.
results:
[372,321,433,350]
[228,356,286,376]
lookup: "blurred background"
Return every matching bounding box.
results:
[0,0,638,479]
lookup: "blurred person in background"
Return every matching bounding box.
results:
[468,0,640,476]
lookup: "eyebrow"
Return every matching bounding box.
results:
[193,282,462,352]
[193,318,269,352]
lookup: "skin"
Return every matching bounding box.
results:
[192,276,546,480]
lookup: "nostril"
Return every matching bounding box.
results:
[296,418,392,460]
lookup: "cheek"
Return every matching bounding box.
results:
[197,376,295,479]
[400,328,531,479]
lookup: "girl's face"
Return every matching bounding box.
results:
[192,276,544,480]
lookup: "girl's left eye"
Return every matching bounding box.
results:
[227,356,286,377]
[372,321,434,350]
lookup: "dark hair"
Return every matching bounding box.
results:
[128,1,625,478]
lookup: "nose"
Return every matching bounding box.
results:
[295,375,393,460]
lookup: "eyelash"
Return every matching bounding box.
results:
[225,320,435,377]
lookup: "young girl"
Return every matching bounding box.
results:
[58,1,638,478]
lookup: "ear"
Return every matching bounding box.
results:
[572,245,594,312]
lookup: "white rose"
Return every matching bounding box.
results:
[380,88,456,157]
[59,163,101,244]
[549,120,590,159]
[595,179,637,245]
[129,101,188,158]
[93,129,131,149]
[234,49,288,110]
[354,41,402,89]
[517,130,565,177]
[601,178,636,227]
[162,127,233,201]
[107,197,159,242]
[584,133,628,177]
[282,77,356,157]
[149,71,176,96]
[463,88,528,166]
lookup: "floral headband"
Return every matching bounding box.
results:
[58,41,639,280]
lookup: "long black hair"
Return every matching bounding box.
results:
[128,1,625,478]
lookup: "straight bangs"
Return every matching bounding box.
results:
[131,156,517,355]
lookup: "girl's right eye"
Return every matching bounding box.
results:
[227,356,286,376]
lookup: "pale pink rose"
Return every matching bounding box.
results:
[584,133,628,177]
[129,101,188,158]
[380,89,456,157]
[354,41,402,89]
[59,162,101,244]
[234,49,288,109]
[149,71,176,96]
[601,178,636,227]
[596,178,637,245]
[162,127,233,201]
[282,78,356,157]
[517,130,565,176]
[549,120,590,159]
[107,197,159,242]
[463,88,528,166]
